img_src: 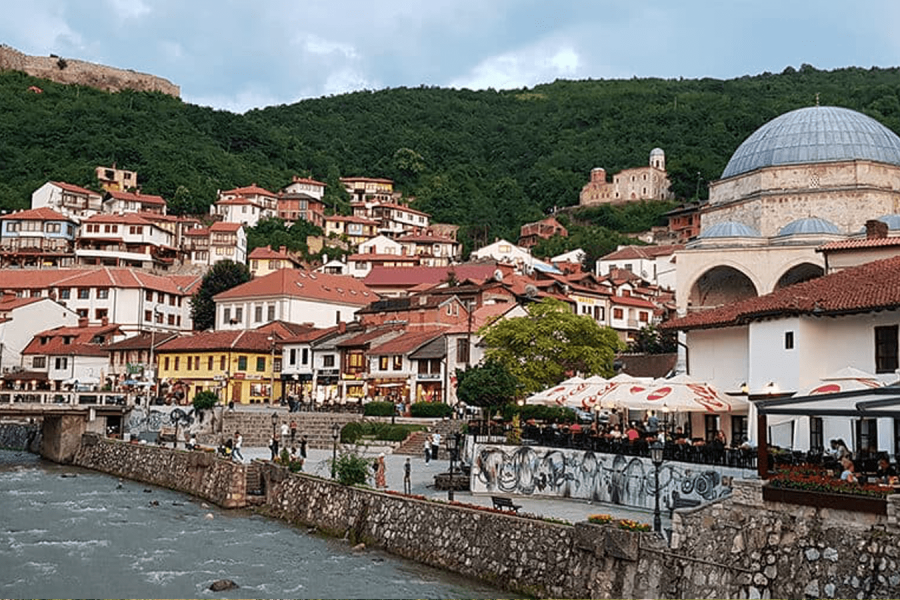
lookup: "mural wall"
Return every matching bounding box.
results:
[471,443,752,512]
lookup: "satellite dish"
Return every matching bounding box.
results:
[493,269,503,282]
[524,285,538,298]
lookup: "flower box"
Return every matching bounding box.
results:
[763,484,886,514]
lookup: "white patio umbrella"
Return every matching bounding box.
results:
[526,376,590,406]
[597,373,747,413]
[795,366,884,397]
[590,374,654,410]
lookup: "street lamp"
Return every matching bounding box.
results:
[268,335,276,406]
[650,440,664,533]
[270,411,278,441]
[447,431,462,501]
[331,422,340,479]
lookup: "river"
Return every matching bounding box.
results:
[0,449,509,599]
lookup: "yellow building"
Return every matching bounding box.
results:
[155,330,280,405]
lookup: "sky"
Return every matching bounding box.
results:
[1,0,898,114]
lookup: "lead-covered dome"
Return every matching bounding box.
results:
[721,106,900,179]
[697,221,761,239]
[777,217,841,236]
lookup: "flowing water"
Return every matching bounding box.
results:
[0,450,509,599]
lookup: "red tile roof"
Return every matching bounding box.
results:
[337,327,403,348]
[214,268,376,306]
[83,213,156,225]
[601,244,684,261]
[105,189,167,206]
[157,330,278,352]
[396,233,459,244]
[222,184,276,197]
[215,197,260,207]
[347,253,419,263]
[662,255,900,331]
[341,177,394,185]
[0,296,45,311]
[367,329,444,355]
[106,332,178,351]
[210,222,242,232]
[23,323,123,356]
[0,268,201,295]
[280,324,344,344]
[363,264,497,287]
[51,181,102,196]
[249,245,294,260]
[818,237,900,251]
[289,177,326,187]
[610,295,656,309]
[0,207,74,222]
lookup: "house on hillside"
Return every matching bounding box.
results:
[248,245,302,277]
[367,329,446,404]
[102,189,167,215]
[396,231,461,266]
[661,255,900,454]
[76,213,178,269]
[0,295,79,380]
[518,216,568,249]
[347,235,418,278]
[324,215,379,245]
[31,181,104,221]
[0,207,78,268]
[597,244,682,290]
[22,319,125,391]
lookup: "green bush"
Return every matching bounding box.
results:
[340,422,363,444]
[363,401,395,417]
[499,403,576,423]
[409,402,453,418]
[192,390,219,411]
[332,452,371,486]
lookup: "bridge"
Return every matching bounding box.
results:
[0,391,129,463]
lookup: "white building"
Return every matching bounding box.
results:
[0,295,80,376]
[214,269,377,330]
[597,244,682,291]
[21,320,126,390]
[31,181,103,221]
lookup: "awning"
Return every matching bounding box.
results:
[756,386,900,418]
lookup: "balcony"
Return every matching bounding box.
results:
[416,372,441,381]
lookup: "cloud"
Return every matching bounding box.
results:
[105,0,151,20]
[449,41,583,91]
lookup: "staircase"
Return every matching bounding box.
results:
[217,410,362,449]
[393,419,466,460]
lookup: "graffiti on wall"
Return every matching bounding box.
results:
[471,444,748,512]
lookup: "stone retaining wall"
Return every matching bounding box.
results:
[0,422,39,451]
[72,434,246,507]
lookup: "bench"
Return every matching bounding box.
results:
[491,495,522,513]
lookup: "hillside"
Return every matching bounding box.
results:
[1,64,899,254]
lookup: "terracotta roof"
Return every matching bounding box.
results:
[222,184,276,197]
[363,264,496,287]
[0,267,201,296]
[83,213,156,225]
[289,177,326,187]
[601,244,684,261]
[818,237,900,251]
[214,268,376,306]
[156,330,277,353]
[372,202,429,217]
[347,253,419,263]
[23,323,123,356]
[662,255,900,331]
[325,215,379,225]
[210,222,242,232]
[280,324,344,344]
[396,233,459,244]
[105,189,167,206]
[249,245,294,260]
[215,197,261,207]
[0,296,45,311]
[367,329,444,356]
[51,181,101,196]
[0,207,74,222]
[105,332,178,351]
[336,327,402,348]
[610,295,656,309]
[445,303,522,334]
[341,177,394,185]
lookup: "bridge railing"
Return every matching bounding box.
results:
[0,391,130,406]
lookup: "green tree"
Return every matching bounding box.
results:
[192,389,220,410]
[189,260,251,331]
[455,359,519,409]
[480,298,622,394]
[627,324,678,354]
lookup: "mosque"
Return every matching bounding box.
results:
[675,105,900,312]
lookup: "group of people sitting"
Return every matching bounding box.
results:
[830,438,898,485]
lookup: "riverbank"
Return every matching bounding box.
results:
[70,433,900,599]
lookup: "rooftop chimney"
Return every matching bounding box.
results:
[866,219,889,239]
[78,317,89,328]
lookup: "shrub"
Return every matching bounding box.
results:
[500,403,576,423]
[341,422,363,444]
[364,401,395,417]
[410,402,453,418]
[332,452,372,486]
[192,390,219,411]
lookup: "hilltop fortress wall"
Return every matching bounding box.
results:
[0,45,180,97]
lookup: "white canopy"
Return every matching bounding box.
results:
[594,373,748,413]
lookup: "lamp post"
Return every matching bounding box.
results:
[650,440,664,533]
[270,411,278,441]
[331,422,340,479]
[448,431,462,501]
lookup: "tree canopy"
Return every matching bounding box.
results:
[455,359,519,408]
[190,260,251,331]
[479,298,623,394]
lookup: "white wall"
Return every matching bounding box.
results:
[685,327,749,391]
[0,300,79,373]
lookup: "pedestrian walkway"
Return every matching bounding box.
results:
[240,444,669,529]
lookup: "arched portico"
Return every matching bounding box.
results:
[774,262,825,289]
[687,265,759,310]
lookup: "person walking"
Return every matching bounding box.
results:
[280,421,289,445]
[300,435,308,459]
[290,419,297,444]
[375,453,387,489]
[232,431,244,462]
[424,436,431,464]
[431,431,441,461]
[403,458,411,494]
[269,435,279,461]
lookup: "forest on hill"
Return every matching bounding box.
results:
[1,63,899,258]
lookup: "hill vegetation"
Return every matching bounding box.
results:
[1,63,899,256]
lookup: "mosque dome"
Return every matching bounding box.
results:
[721,106,900,179]
[877,214,900,230]
[650,147,665,156]
[777,217,841,236]
[697,221,761,239]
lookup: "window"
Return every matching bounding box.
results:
[379,356,389,371]
[875,326,898,373]
[784,331,794,350]
[220,356,226,370]
[78,288,90,299]
[208,356,214,371]
[323,355,335,368]
[54,357,67,370]
[392,356,402,370]
[174,357,180,370]
[254,305,263,322]
[856,419,878,456]
[613,308,624,319]
[237,356,248,371]
[289,349,296,366]
[810,417,824,452]
[256,357,265,372]
[96,288,109,299]
[731,415,748,446]
[235,307,243,322]
[146,290,153,301]
[164,357,170,370]
[59,288,70,299]
[301,348,308,365]
[144,310,152,322]
[32,357,46,369]
[639,312,649,323]
[223,308,231,324]
[185,356,192,371]
[594,306,604,321]
[267,305,275,321]
[76,309,88,318]
[95,308,108,320]
[704,414,720,442]
[456,340,470,364]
